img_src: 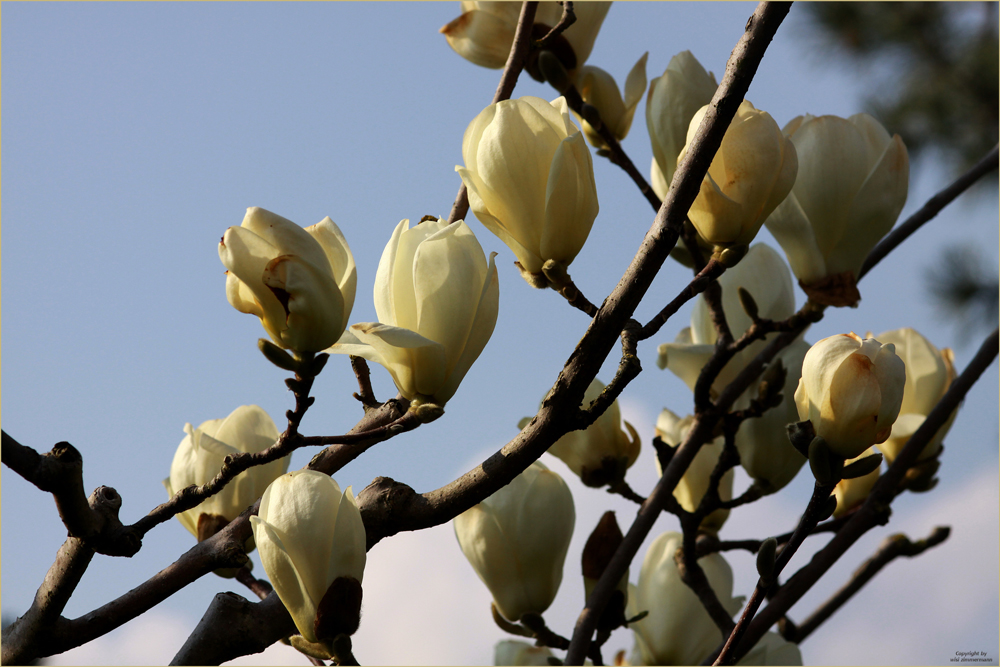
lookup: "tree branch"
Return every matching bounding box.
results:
[790,526,950,644]
[563,5,793,661]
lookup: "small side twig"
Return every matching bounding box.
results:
[713,481,836,665]
[535,0,575,48]
[637,258,726,340]
[790,527,951,643]
[349,355,379,410]
[235,565,273,601]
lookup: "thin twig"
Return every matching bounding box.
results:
[637,258,726,340]
[235,566,274,601]
[714,481,836,665]
[349,355,379,410]
[791,527,950,643]
[535,1,575,49]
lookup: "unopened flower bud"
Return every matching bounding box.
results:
[796,333,906,459]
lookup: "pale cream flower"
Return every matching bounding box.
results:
[458,96,599,277]
[679,100,797,247]
[251,470,366,643]
[330,218,499,406]
[795,333,906,459]
[219,207,356,353]
[454,461,575,622]
[164,405,288,543]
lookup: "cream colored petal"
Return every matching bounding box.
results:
[373,219,410,327]
[623,53,650,117]
[349,322,447,400]
[251,516,319,642]
[785,116,870,255]
[219,226,288,338]
[240,207,331,276]
[827,134,909,278]
[262,254,346,352]
[330,487,367,583]
[391,220,444,332]
[822,352,883,458]
[434,253,499,404]
[764,192,829,283]
[306,217,356,321]
[660,342,716,393]
[540,133,599,265]
[510,468,575,615]
[461,103,498,176]
[440,8,516,69]
[225,271,263,317]
[454,504,526,621]
[459,166,544,273]
[650,156,670,201]
[872,342,906,437]
[688,169,745,244]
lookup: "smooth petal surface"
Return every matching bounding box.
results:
[453,461,575,622]
[440,8,517,69]
[459,96,598,276]
[252,470,367,642]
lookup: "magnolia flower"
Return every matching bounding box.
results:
[765,114,909,306]
[577,53,649,150]
[251,470,367,643]
[647,50,718,196]
[679,100,797,247]
[219,207,356,353]
[457,96,599,280]
[833,447,881,518]
[655,409,732,532]
[795,333,906,459]
[454,461,575,622]
[627,532,743,666]
[164,405,288,543]
[330,218,498,406]
[734,340,810,494]
[874,328,957,463]
[441,1,610,77]
[494,640,554,666]
[520,378,641,487]
[658,244,797,398]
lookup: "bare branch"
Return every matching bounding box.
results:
[563,6,793,661]
[790,527,950,643]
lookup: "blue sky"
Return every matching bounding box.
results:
[3,3,997,665]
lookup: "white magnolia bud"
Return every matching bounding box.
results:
[164,405,288,544]
[251,470,367,643]
[219,207,356,353]
[679,101,797,247]
[795,333,906,459]
[765,113,908,305]
[458,96,599,277]
[454,461,575,622]
[329,218,499,406]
